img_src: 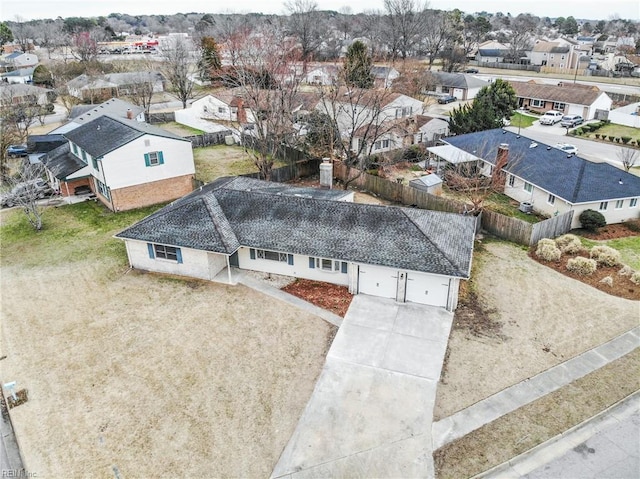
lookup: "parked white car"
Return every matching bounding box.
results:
[555,143,578,155]
[539,110,563,125]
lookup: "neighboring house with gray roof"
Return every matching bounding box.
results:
[429,72,489,100]
[439,128,640,228]
[44,114,195,210]
[475,41,510,63]
[508,81,612,119]
[66,71,164,102]
[115,176,476,310]
[49,98,145,134]
[0,66,35,84]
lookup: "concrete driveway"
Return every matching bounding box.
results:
[271,295,454,478]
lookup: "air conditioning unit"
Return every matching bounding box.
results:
[519,201,533,213]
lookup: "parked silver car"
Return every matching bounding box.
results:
[560,115,584,128]
[1,179,54,208]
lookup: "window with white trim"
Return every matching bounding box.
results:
[71,143,78,156]
[599,201,608,211]
[615,200,624,209]
[250,249,293,264]
[148,243,182,263]
[508,175,515,187]
[95,179,110,200]
[530,99,544,107]
[218,107,226,113]
[553,102,566,111]
[547,194,555,205]
[524,182,533,193]
[309,257,348,273]
[630,198,638,208]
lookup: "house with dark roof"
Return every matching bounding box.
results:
[438,129,640,228]
[44,114,195,210]
[66,71,165,102]
[115,176,476,310]
[371,66,400,88]
[429,72,490,101]
[475,41,510,64]
[508,81,612,119]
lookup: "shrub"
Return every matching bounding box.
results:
[595,133,601,139]
[618,265,634,276]
[608,135,616,141]
[535,239,562,262]
[631,272,640,285]
[579,209,606,232]
[590,245,621,267]
[555,234,582,254]
[567,257,597,275]
[600,276,613,287]
[574,128,583,135]
[621,136,631,144]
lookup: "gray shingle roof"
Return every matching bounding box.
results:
[508,81,607,106]
[43,144,86,179]
[63,114,188,158]
[445,129,640,204]
[432,72,489,89]
[116,177,476,278]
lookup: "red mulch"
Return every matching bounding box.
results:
[529,221,640,301]
[282,279,353,317]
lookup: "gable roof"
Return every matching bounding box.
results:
[508,81,607,106]
[63,114,188,158]
[431,71,489,89]
[69,98,144,123]
[116,177,476,278]
[43,143,86,180]
[444,129,640,204]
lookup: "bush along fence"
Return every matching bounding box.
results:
[242,158,322,183]
[332,162,572,246]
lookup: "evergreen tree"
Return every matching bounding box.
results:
[449,79,517,134]
[343,40,374,89]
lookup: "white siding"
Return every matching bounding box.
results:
[237,248,350,286]
[125,240,214,280]
[100,135,195,189]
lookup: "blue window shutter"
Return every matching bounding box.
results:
[176,248,183,264]
[341,262,348,273]
[250,248,255,259]
[147,243,155,259]
[309,257,315,268]
[288,254,294,265]
[158,151,164,164]
[144,153,150,167]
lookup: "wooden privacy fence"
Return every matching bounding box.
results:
[332,162,573,246]
[243,158,322,183]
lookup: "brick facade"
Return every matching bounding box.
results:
[59,178,92,197]
[106,175,194,211]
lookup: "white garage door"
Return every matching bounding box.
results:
[405,273,450,308]
[566,105,584,116]
[358,265,398,299]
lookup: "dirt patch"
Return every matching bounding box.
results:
[578,221,640,240]
[435,240,639,421]
[282,279,353,317]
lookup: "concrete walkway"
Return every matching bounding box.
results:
[432,326,640,450]
[271,295,454,478]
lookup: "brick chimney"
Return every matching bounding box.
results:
[126,108,134,120]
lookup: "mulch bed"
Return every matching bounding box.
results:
[282,279,353,317]
[529,222,640,301]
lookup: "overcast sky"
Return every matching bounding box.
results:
[1,0,638,22]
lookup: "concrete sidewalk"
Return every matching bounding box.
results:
[432,326,640,450]
[271,296,454,478]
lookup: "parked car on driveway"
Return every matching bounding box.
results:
[1,179,54,208]
[560,115,584,128]
[539,110,564,125]
[438,95,457,104]
[464,68,479,73]
[555,143,578,155]
[7,145,28,157]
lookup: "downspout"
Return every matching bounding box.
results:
[226,255,232,284]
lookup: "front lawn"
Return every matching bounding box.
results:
[510,112,537,129]
[193,145,286,183]
[580,123,640,144]
[579,235,640,270]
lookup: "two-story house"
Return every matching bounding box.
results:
[44,115,195,211]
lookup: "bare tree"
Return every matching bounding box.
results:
[231,24,305,180]
[2,163,52,230]
[421,10,457,69]
[285,0,324,68]
[617,147,639,172]
[505,14,537,63]
[314,69,403,189]
[0,86,41,142]
[10,16,34,52]
[360,10,387,60]
[0,121,20,183]
[161,36,196,109]
[383,0,429,61]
